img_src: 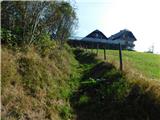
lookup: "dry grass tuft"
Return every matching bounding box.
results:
[107,57,160,104]
[1,45,77,120]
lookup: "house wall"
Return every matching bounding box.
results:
[68,37,135,50]
[108,39,134,46]
[73,37,135,46]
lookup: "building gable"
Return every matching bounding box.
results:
[83,29,108,40]
[109,29,136,41]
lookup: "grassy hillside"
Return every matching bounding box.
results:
[2,45,160,120]
[71,49,160,120]
[96,50,160,80]
[1,44,81,120]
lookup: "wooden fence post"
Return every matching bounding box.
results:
[85,44,88,52]
[79,42,82,49]
[104,44,106,60]
[91,42,94,53]
[119,43,123,71]
[96,43,99,55]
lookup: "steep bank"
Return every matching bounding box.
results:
[1,46,160,120]
[71,49,160,120]
[1,45,81,120]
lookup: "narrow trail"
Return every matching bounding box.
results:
[70,49,160,120]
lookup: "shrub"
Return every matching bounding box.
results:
[1,28,17,46]
[35,33,56,56]
[58,105,72,120]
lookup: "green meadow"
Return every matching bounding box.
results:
[96,49,160,80]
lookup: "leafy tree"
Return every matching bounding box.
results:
[1,1,77,46]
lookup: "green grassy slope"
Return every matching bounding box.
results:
[97,50,160,80]
[2,45,160,120]
[70,49,160,120]
[1,45,81,120]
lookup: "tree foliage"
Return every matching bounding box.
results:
[1,1,77,46]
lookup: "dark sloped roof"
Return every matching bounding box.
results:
[84,29,108,40]
[109,29,136,41]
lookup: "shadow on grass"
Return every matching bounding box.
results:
[71,49,160,120]
[73,49,98,65]
[70,81,160,120]
[82,62,123,82]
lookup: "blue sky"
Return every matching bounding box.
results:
[71,0,160,54]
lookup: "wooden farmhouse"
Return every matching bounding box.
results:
[68,29,136,50]
[108,29,136,49]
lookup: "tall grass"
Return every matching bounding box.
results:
[1,44,80,120]
[70,49,160,120]
[89,49,160,104]
[2,46,160,120]
[97,49,160,80]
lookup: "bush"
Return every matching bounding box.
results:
[58,105,72,120]
[35,33,56,56]
[1,28,17,46]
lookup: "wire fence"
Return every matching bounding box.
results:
[68,37,123,71]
